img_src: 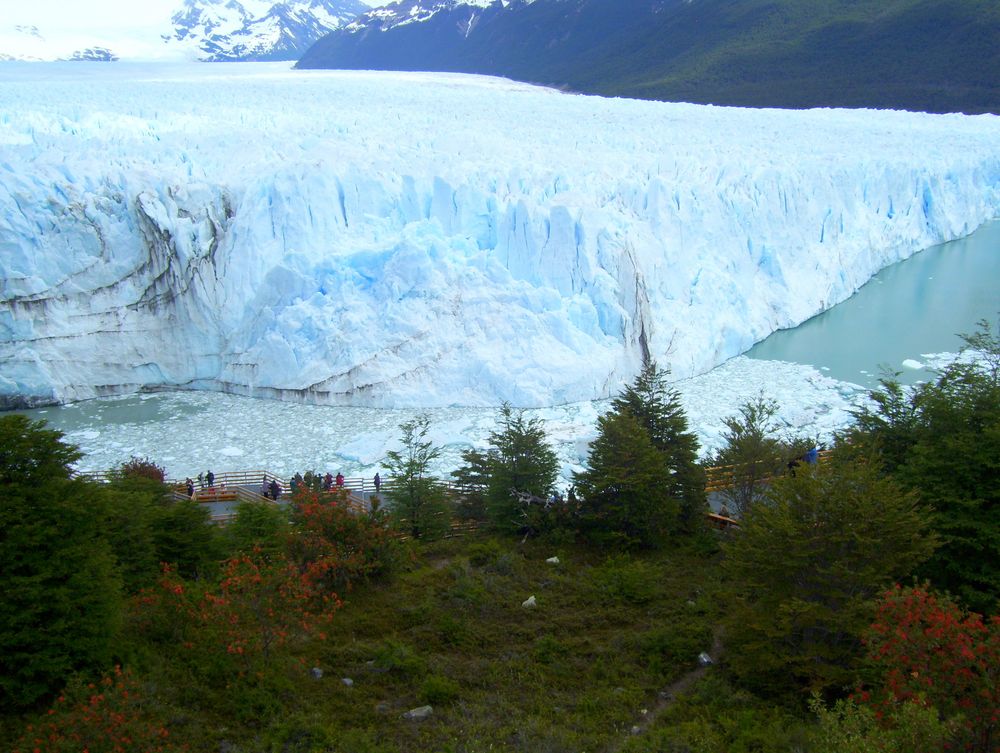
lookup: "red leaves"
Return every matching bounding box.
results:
[13,668,180,753]
[861,584,999,752]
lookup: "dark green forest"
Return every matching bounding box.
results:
[298,0,1000,114]
[1,325,997,752]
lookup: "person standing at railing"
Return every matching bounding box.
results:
[374,472,381,494]
[261,475,269,498]
[335,472,345,488]
[269,479,280,501]
[206,470,214,488]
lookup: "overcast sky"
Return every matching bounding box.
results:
[0,0,394,59]
[2,0,393,31]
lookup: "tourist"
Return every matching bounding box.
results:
[269,478,280,501]
[206,469,215,487]
[335,472,345,488]
[323,472,333,491]
[374,472,381,493]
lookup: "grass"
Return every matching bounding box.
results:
[183,534,725,752]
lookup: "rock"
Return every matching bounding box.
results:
[310,667,323,680]
[698,651,714,666]
[631,726,642,735]
[341,677,353,687]
[402,705,433,721]
[522,595,537,608]
[546,556,560,564]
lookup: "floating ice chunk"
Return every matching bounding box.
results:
[219,446,245,457]
[901,359,925,370]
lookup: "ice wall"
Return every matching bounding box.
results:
[1,64,999,408]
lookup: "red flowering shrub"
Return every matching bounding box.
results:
[863,584,999,752]
[197,551,337,674]
[115,456,166,483]
[131,551,336,681]
[12,666,181,753]
[286,487,399,596]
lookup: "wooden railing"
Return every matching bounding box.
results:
[701,449,833,493]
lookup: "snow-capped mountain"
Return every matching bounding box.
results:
[163,0,370,61]
[65,47,120,62]
[345,0,522,33]
[0,25,52,62]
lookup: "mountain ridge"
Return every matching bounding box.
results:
[298,0,1000,114]
[163,0,371,61]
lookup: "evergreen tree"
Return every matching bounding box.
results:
[483,403,559,531]
[573,408,680,548]
[0,416,123,710]
[711,394,808,516]
[384,414,449,539]
[451,447,491,520]
[722,456,937,696]
[844,320,1000,614]
[610,361,705,529]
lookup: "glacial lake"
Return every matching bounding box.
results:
[746,220,1000,387]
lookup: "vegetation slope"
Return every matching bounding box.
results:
[297,0,1000,114]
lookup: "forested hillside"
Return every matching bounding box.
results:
[298,0,1000,114]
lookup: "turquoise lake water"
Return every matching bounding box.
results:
[746,220,1000,386]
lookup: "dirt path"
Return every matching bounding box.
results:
[605,627,724,752]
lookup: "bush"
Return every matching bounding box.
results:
[533,634,571,664]
[226,499,290,556]
[12,666,179,753]
[371,639,426,677]
[420,674,461,705]
[114,455,166,483]
[638,620,713,677]
[288,487,399,595]
[591,554,658,604]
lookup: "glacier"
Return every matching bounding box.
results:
[1,62,999,409]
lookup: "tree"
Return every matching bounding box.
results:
[451,447,492,520]
[150,498,224,581]
[808,695,954,753]
[573,407,680,548]
[455,403,559,532]
[712,394,804,516]
[722,456,937,696]
[844,320,1000,614]
[611,361,705,529]
[0,416,123,710]
[862,584,999,753]
[225,499,290,557]
[113,455,166,483]
[384,414,450,539]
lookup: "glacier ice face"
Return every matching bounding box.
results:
[1,63,999,408]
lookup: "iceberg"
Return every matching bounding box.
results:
[1,63,999,409]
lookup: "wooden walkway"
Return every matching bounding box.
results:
[78,450,830,529]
